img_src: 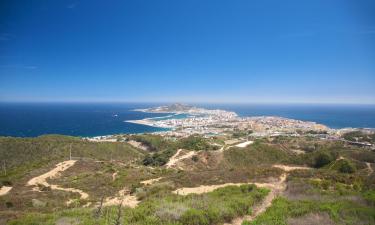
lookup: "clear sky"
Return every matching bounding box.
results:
[0,0,374,104]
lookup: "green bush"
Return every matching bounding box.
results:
[338,160,356,173]
[314,152,334,168]
[143,149,176,166]
[177,135,216,151]
[363,190,375,205]
[180,209,209,225]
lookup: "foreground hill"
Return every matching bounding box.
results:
[0,134,374,225]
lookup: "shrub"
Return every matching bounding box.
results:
[5,201,13,208]
[363,190,375,205]
[180,208,209,225]
[178,135,213,151]
[154,202,188,222]
[338,160,356,173]
[314,152,334,168]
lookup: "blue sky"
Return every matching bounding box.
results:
[0,0,374,104]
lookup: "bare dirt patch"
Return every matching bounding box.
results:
[140,177,163,186]
[166,149,197,169]
[26,160,89,204]
[235,141,254,148]
[127,140,150,151]
[366,162,373,175]
[0,186,12,196]
[171,164,311,225]
[102,188,139,208]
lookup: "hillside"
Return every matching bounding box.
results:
[0,134,374,225]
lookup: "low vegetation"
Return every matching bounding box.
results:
[342,131,375,143]
[134,134,219,166]
[244,196,374,225]
[8,184,268,225]
[1,133,374,224]
[0,135,143,183]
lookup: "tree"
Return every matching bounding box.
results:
[338,160,356,173]
[314,152,334,168]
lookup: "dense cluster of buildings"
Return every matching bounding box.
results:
[130,104,330,137]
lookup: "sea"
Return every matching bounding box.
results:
[0,102,374,137]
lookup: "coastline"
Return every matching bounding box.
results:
[1,103,375,138]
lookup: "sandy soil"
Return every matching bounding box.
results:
[103,189,139,208]
[273,164,311,172]
[27,160,89,203]
[366,162,374,175]
[127,140,150,151]
[173,182,248,195]
[173,164,311,225]
[225,139,242,145]
[290,149,306,155]
[27,160,77,187]
[112,171,118,181]
[227,166,311,225]
[166,149,197,169]
[140,177,163,186]
[235,141,254,148]
[0,186,12,196]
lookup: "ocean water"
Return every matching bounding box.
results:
[0,103,169,137]
[0,103,374,137]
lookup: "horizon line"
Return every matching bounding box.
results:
[1,100,375,106]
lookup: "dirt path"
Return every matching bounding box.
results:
[173,164,311,225]
[173,182,248,195]
[226,165,311,225]
[166,149,197,169]
[273,164,311,172]
[366,162,373,175]
[103,176,164,207]
[140,177,163,186]
[102,188,139,208]
[27,160,89,203]
[235,141,254,148]
[0,186,12,196]
[226,174,287,225]
[112,171,118,181]
[127,140,150,151]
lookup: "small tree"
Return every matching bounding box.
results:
[338,160,356,173]
[314,152,334,168]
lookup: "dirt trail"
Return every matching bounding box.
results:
[366,162,373,175]
[166,149,197,169]
[173,164,311,225]
[226,165,311,225]
[140,177,163,185]
[103,176,164,207]
[112,171,118,181]
[273,164,311,172]
[173,182,248,195]
[27,160,89,203]
[0,186,12,196]
[235,141,254,148]
[226,174,287,225]
[102,188,139,208]
[127,140,150,151]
